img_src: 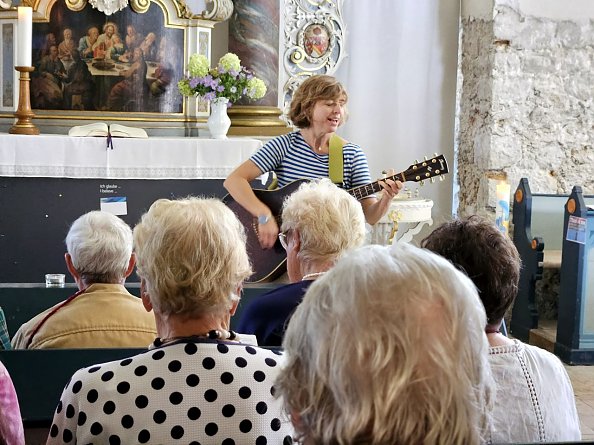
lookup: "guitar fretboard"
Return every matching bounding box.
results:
[348,174,404,201]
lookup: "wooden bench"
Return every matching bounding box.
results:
[0,282,279,340]
[0,348,146,427]
[510,178,594,342]
[555,186,594,364]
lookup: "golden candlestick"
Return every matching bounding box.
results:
[9,66,39,135]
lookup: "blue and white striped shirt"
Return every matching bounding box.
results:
[250,131,372,191]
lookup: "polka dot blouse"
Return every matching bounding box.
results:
[47,339,294,444]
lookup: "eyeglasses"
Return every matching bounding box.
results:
[278,231,288,250]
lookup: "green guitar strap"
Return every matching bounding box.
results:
[329,134,344,186]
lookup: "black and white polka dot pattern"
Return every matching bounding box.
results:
[47,341,292,444]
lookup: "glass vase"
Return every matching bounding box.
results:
[207,97,231,139]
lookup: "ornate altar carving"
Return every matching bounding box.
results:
[282,0,346,121]
[64,0,232,17]
[201,0,232,21]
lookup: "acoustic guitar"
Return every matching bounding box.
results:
[224,154,449,283]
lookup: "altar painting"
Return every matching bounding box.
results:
[31,1,183,113]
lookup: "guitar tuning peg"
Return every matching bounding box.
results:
[414,159,419,164]
[439,176,445,181]
[430,177,435,183]
[424,156,428,161]
[420,180,425,186]
[433,152,438,158]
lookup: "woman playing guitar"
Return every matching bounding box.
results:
[224,75,403,249]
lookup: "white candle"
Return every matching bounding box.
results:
[495,181,511,235]
[17,6,32,67]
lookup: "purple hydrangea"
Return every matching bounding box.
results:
[189,77,200,88]
[204,92,216,101]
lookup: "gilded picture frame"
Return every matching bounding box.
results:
[0,0,219,124]
[31,0,184,114]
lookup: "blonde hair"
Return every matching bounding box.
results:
[288,75,348,128]
[276,243,494,445]
[133,197,252,317]
[281,179,365,267]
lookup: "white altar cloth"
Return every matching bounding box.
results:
[0,134,261,179]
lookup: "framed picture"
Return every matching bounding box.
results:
[31,0,184,114]
[0,0,223,127]
[302,23,330,59]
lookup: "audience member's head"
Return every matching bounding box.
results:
[421,215,521,328]
[276,243,493,444]
[65,211,134,288]
[133,197,251,320]
[280,178,365,281]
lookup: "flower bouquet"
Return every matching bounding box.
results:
[178,52,266,139]
[178,52,267,105]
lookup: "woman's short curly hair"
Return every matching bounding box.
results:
[133,197,252,318]
[281,178,366,266]
[421,215,521,325]
[288,75,348,128]
[276,243,494,445]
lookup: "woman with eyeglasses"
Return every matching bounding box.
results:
[236,179,366,346]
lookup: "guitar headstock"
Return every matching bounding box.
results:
[402,154,449,184]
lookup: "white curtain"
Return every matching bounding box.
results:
[335,0,460,222]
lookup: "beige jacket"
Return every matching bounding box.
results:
[11,283,156,349]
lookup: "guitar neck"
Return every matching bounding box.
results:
[348,172,405,201]
[347,155,449,201]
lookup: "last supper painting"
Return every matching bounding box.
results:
[31,0,184,113]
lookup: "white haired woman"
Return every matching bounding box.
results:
[47,198,293,444]
[275,243,494,445]
[237,178,366,346]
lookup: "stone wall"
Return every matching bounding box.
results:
[458,0,594,216]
